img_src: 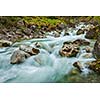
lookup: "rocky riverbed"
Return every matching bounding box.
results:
[0,22,100,83]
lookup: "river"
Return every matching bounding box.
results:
[0,22,96,83]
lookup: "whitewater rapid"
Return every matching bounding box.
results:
[0,23,96,82]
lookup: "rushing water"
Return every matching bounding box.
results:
[0,23,96,83]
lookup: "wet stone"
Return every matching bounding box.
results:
[64,32,70,36]
[73,61,83,72]
[88,60,100,74]
[93,36,100,59]
[10,45,40,64]
[76,29,84,35]
[59,42,80,57]
[19,45,40,55]
[73,39,90,46]
[85,25,100,39]
[10,50,30,64]
[57,23,65,30]
[82,53,93,58]
[69,69,80,75]
[0,40,12,47]
[84,46,92,53]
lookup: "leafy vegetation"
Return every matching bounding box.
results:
[0,16,100,29]
[23,16,64,27]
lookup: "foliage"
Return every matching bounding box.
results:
[1,16,100,29]
[0,16,21,28]
[22,16,65,28]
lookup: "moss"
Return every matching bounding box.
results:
[22,16,65,28]
[0,16,22,28]
[93,16,100,23]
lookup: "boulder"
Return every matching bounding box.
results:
[67,23,76,28]
[59,42,79,57]
[23,28,32,36]
[85,24,95,30]
[0,40,12,47]
[73,61,83,72]
[73,39,90,46]
[76,29,84,35]
[53,31,60,37]
[10,45,40,64]
[69,69,80,75]
[19,45,40,55]
[10,50,30,64]
[84,46,92,53]
[17,19,25,27]
[15,29,23,35]
[85,25,100,39]
[88,60,100,74]
[30,25,37,30]
[93,36,100,59]
[64,32,70,36]
[57,23,65,30]
[82,53,93,58]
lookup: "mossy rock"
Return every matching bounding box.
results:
[89,60,100,74]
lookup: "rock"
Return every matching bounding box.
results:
[84,46,92,53]
[85,25,100,39]
[23,28,32,35]
[32,47,40,55]
[73,39,90,46]
[82,53,93,58]
[10,45,40,64]
[73,61,82,72]
[10,50,30,64]
[16,29,22,34]
[76,29,84,35]
[59,42,79,57]
[90,21,99,26]
[85,28,97,39]
[1,28,8,34]
[17,19,25,27]
[69,69,80,75]
[30,25,37,30]
[57,23,65,30]
[86,24,95,30]
[64,32,70,36]
[12,27,17,32]
[54,31,60,37]
[67,23,76,28]
[56,29,62,34]
[33,42,51,53]
[33,31,46,38]
[8,31,15,35]
[7,34,12,39]
[0,40,12,47]
[34,42,41,48]
[93,36,100,59]
[88,60,100,74]
[23,35,30,39]
[19,45,40,55]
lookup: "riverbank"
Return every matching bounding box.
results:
[0,16,100,44]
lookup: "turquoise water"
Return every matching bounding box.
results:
[0,23,96,83]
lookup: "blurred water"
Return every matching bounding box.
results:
[0,23,96,83]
